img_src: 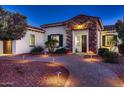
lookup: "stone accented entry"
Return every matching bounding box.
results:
[65,14,103,53]
[41,14,118,54]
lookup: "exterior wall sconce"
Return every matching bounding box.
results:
[73,24,86,30]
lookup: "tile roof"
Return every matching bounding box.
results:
[40,14,103,29]
[40,21,66,28]
[26,25,45,33]
[103,25,116,31]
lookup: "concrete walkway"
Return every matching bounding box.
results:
[0,54,123,87]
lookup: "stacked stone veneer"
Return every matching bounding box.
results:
[65,15,102,53]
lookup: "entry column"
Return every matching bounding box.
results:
[72,31,76,53]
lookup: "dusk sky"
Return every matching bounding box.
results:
[2,5,124,27]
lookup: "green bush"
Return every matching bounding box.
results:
[118,44,124,55]
[30,46,44,54]
[55,48,67,54]
[102,51,119,63]
[98,48,109,57]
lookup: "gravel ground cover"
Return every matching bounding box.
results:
[0,60,69,87]
[0,54,124,87]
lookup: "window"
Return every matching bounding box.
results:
[51,35,60,47]
[102,35,115,47]
[48,34,63,47]
[106,35,114,46]
[30,34,35,47]
[102,36,106,46]
[76,36,80,46]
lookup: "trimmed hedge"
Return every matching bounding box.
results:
[102,51,119,63]
[30,46,44,54]
[54,48,67,54]
[118,44,124,55]
[98,48,109,57]
[98,48,119,63]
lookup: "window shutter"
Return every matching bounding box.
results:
[114,35,117,41]
[102,36,105,46]
[114,35,118,46]
[48,35,51,41]
[59,34,63,47]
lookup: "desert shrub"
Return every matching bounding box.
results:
[30,46,44,54]
[102,51,119,63]
[98,48,109,57]
[65,48,72,53]
[118,44,124,55]
[54,48,67,54]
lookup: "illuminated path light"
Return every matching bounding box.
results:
[56,71,62,86]
[88,51,95,62]
[38,70,67,87]
[80,51,101,63]
[22,55,25,60]
[52,57,55,62]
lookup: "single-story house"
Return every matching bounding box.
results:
[0,25,45,54]
[41,14,118,54]
[0,14,118,54]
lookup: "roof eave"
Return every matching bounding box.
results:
[26,25,45,33]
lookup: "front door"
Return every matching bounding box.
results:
[82,35,87,52]
[3,40,12,54]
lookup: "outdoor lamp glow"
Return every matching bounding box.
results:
[74,24,84,30]
[88,51,95,62]
[88,51,94,55]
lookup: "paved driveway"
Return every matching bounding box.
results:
[0,54,123,87]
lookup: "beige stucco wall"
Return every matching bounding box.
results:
[13,30,44,54]
[0,41,3,54]
[43,26,67,47]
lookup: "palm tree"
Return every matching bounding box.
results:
[109,36,118,52]
[45,39,58,53]
[0,7,27,40]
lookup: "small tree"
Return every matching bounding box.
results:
[115,20,124,43]
[0,7,27,40]
[0,7,27,53]
[45,39,58,53]
[115,19,124,55]
[109,36,118,52]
